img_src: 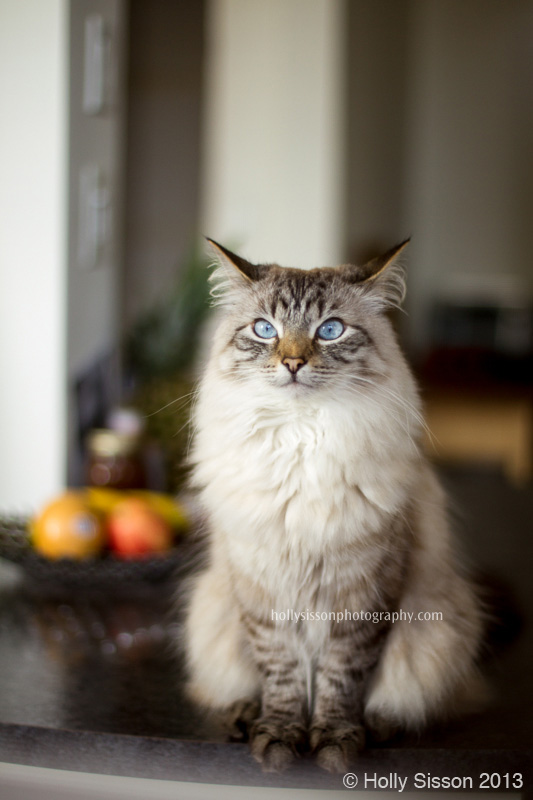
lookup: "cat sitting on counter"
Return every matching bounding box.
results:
[183,239,485,773]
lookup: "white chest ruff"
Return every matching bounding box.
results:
[193,381,417,596]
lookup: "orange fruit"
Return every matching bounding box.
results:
[32,492,105,560]
[107,498,172,559]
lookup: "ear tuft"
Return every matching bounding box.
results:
[342,239,410,311]
[206,238,267,282]
[205,238,271,305]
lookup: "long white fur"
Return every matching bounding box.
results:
[184,251,484,728]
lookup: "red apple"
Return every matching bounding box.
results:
[107,498,172,559]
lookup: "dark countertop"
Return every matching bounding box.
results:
[0,467,532,793]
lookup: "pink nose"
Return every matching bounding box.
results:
[282,357,306,374]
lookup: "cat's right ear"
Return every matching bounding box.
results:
[341,239,409,311]
[205,238,269,284]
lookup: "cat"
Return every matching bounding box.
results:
[183,238,484,773]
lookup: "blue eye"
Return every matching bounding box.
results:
[317,319,344,340]
[253,319,277,339]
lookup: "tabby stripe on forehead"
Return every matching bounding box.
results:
[269,297,278,318]
[300,295,316,319]
[285,276,311,311]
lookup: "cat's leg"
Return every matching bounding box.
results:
[223,697,261,742]
[184,565,260,712]
[310,621,388,773]
[364,469,485,735]
[364,572,484,737]
[244,614,308,772]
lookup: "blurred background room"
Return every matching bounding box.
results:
[0,0,532,794]
[1,0,533,508]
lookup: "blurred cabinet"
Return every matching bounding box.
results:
[421,300,533,484]
[424,391,532,485]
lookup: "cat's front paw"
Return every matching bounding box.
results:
[310,721,365,773]
[250,717,306,772]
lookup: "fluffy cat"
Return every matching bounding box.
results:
[183,239,484,773]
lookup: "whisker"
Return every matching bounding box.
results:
[325,373,421,453]
[143,388,199,419]
[352,374,437,446]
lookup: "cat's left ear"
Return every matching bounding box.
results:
[341,239,410,310]
[206,238,270,283]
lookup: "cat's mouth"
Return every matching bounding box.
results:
[282,373,310,391]
[274,364,314,390]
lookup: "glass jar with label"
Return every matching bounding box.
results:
[86,429,147,490]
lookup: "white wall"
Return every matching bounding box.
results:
[201,0,347,268]
[0,0,127,510]
[0,0,68,511]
